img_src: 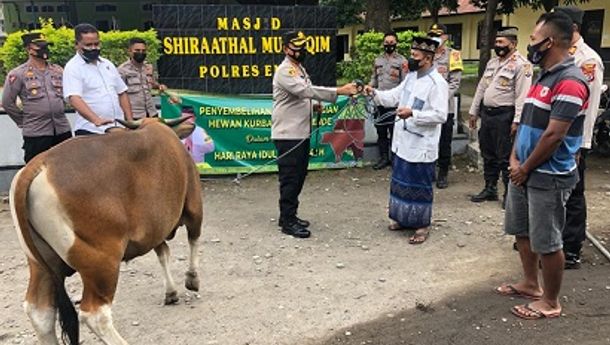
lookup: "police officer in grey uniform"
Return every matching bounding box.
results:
[428,23,463,188]
[2,32,71,163]
[370,32,407,170]
[118,38,176,119]
[469,27,532,206]
[272,31,357,238]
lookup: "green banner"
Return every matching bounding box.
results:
[161,94,367,175]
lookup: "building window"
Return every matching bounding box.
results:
[26,5,39,13]
[476,20,502,49]
[445,23,462,50]
[142,3,153,11]
[57,4,69,12]
[336,34,349,62]
[41,5,54,12]
[27,22,41,30]
[96,4,117,12]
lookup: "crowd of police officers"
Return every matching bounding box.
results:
[1,7,605,265]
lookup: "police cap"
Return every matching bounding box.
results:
[496,26,519,38]
[552,6,584,26]
[428,23,448,37]
[21,32,47,47]
[282,31,307,49]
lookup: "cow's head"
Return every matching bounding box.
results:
[114,116,196,139]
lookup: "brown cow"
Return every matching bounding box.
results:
[9,117,203,345]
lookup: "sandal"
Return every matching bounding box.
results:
[408,229,429,245]
[388,222,405,231]
[511,303,561,320]
[495,284,542,300]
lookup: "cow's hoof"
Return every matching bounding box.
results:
[164,291,179,305]
[185,271,200,292]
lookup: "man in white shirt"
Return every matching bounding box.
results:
[63,23,133,135]
[365,36,449,245]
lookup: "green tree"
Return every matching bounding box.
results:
[471,0,591,76]
[321,0,458,31]
[338,30,425,83]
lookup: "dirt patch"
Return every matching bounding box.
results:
[0,156,608,345]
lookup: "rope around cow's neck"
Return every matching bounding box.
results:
[231,93,408,184]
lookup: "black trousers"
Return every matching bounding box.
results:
[274,139,310,222]
[478,106,514,184]
[437,113,455,172]
[563,151,587,254]
[375,106,396,160]
[23,131,72,163]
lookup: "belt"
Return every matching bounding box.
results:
[481,105,515,116]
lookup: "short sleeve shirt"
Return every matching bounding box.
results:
[516,57,589,188]
[63,54,128,134]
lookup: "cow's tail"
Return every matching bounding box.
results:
[9,165,79,345]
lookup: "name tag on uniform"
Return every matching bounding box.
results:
[412,97,425,111]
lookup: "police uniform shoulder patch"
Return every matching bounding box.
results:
[581,63,596,82]
[449,50,463,71]
[50,64,63,72]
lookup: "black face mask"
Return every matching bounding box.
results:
[288,47,306,63]
[133,52,147,63]
[407,57,422,72]
[494,45,511,57]
[527,37,550,65]
[384,44,396,54]
[81,48,101,63]
[32,44,50,60]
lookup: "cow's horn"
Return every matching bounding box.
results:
[163,116,193,126]
[116,119,143,130]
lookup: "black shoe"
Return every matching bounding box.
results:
[564,252,582,269]
[281,222,311,238]
[471,183,498,202]
[278,217,310,228]
[436,172,448,189]
[373,158,390,170]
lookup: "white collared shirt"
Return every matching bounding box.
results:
[375,68,449,163]
[63,54,128,134]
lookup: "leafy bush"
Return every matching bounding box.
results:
[0,18,160,80]
[337,30,425,83]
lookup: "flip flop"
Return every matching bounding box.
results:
[408,230,429,245]
[495,284,542,300]
[511,303,561,320]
